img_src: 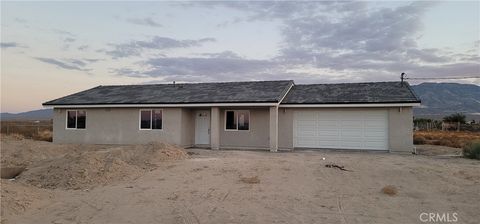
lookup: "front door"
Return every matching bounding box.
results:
[195,110,210,145]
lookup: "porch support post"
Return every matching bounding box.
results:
[269,106,279,152]
[210,107,220,150]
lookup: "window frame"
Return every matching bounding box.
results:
[65,110,87,130]
[224,110,250,131]
[139,109,163,130]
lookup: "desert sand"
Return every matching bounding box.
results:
[1,137,479,224]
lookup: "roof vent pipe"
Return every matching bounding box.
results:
[400,73,405,87]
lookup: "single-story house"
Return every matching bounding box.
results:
[43,80,421,152]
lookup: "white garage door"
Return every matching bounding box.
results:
[294,110,388,150]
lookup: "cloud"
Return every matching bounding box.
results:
[113,53,276,81]
[113,2,478,84]
[126,17,162,27]
[1,42,20,49]
[52,29,75,37]
[14,18,27,23]
[83,58,101,63]
[34,57,93,72]
[279,2,433,56]
[105,36,216,58]
[64,37,76,43]
[208,1,478,81]
[199,51,242,59]
[78,45,89,50]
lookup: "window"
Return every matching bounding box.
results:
[225,110,250,131]
[237,110,249,130]
[66,110,86,129]
[226,111,237,129]
[139,109,162,130]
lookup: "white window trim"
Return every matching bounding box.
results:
[139,109,163,130]
[224,110,250,131]
[65,110,87,130]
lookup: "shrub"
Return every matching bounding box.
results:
[239,176,260,184]
[381,185,398,196]
[438,139,453,147]
[32,130,53,142]
[463,141,480,160]
[443,113,466,124]
[413,136,426,145]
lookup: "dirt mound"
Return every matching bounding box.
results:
[17,152,142,190]
[1,180,50,223]
[15,142,188,190]
[1,136,72,167]
[131,142,189,166]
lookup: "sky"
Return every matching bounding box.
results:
[1,1,479,113]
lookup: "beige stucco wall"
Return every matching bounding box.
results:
[278,107,414,152]
[53,108,185,145]
[278,108,294,150]
[180,108,195,147]
[218,108,270,149]
[210,107,220,150]
[53,106,413,152]
[388,107,414,152]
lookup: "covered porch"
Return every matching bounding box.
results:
[186,106,279,152]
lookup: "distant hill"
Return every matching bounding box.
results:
[412,82,480,120]
[0,109,53,121]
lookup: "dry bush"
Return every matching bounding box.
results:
[381,185,398,196]
[438,139,454,147]
[2,133,25,141]
[0,120,52,140]
[463,141,480,160]
[413,136,426,145]
[33,130,53,142]
[414,131,480,148]
[240,176,260,184]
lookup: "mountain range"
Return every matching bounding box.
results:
[411,82,480,120]
[1,82,479,121]
[1,109,53,120]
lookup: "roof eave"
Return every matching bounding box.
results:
[279,102,421,107]
[43,102,280,108]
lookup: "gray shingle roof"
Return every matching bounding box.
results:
[282,82,420,104]
[43,80,294,105]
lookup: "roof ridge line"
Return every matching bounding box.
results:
[100,80,295,87]
[404,82,422,102]
[295,81,401,86]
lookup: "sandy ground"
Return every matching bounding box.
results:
[414,144,463,156]
[2,140,480,224]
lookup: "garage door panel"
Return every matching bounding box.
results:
[340,141,363,148]
[296,120,315,126]
[365,120,385,126]
[364,141,387,149]
[317,131,339,136]
[317,120,338,127]
[341,130,363,137]
[341,120,362,126]
[318,141,340,148]
[294,110,388,150]
[364,131,387,138]
[295,138,316,147]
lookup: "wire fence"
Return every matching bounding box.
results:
[1,121,53,139]
[414,122,480,132]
